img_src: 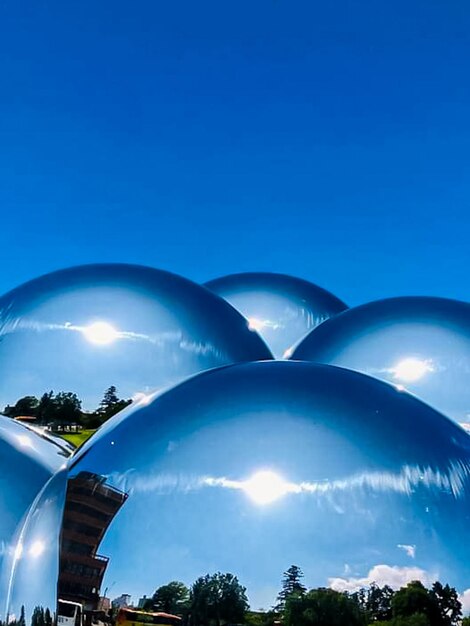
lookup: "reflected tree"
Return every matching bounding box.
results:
[190,572,249,626]
[276,565,307,611]
[430,582,462,625]
[96,385,132,423]
[352,583,394,622]
[3,396,38,418]
[152,581,190,615]
[284,587,365,626]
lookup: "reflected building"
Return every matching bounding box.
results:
[137,596,149,609]
[112,595,132,609]
[58,472,128,611]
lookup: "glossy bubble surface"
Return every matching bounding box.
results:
[0,264,272,415]
[6,361,470,621]
[205,272,347,358]
[1,469,68,624]
[292,297,470,428]
[0,415,69,579]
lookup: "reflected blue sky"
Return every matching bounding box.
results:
[7,361,470,619]
[205,272,347,358]
[292,297,470,428]
[1,469,68,623]
[0,263,271,412]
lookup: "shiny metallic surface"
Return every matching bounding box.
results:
[0,415,68,579]
[292,296,470,428]
[5,361,470,621]
[0,263,272,416]
[205,272,347,358]
[1,469,68,624]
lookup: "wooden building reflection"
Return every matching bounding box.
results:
[58,472,128,611]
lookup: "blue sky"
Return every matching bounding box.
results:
[1,1,470,305]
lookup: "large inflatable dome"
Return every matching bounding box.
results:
[292,296,470,428]
[4,361,470,621]
[205,272,347,358]
[0,264,272,417]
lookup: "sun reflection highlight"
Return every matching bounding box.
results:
[248,318,266,332]
[16,435,33,449]
[82,321,119,346]
[29,540,45,558]
[391,358,434,383]
[14,542,23,560]
[242,470,290,505]
[248,317,280,332]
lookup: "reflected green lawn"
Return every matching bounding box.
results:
[59,429,96,448]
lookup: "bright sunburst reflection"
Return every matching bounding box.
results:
[391,357,434,383]
[248,317,280,332]
[16,434,33,449]
[14,542,23,560]
[82,321,119,346]
[29,540,45,558]
[248,317,265,332]
[242,470,290,505]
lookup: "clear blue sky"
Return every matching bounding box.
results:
[1,0,469,306]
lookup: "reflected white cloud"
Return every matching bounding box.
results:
[248,318,281,332]
[1,318,225,360]
[397,544,416,558]
[110,460,470,501]
[460,588,470,615]
[329,564,435,592]
[131,391,159,406]
[205,462,470,500]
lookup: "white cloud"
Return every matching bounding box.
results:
[397,544,416,559]
[459,589,470,615]
[329,564,435,593]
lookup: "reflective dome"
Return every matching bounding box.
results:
[205,272,347,358]
[291,296,470,428]
[5,361,470,621]
[0,264,272,415]
[0,415,69,577]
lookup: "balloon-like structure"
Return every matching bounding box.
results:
[205,272,347,358]
[292,296,470,428]
[0,265,469,625]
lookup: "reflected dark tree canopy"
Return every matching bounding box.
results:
[205,272,347,358]
[0,263,272,416]
[291,296,470,428]
[4,361,470,623]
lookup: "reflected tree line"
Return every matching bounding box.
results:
[2,606,52,626]
[2,386,131,429]
[141,566,468,626]
[2,565,468,626]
